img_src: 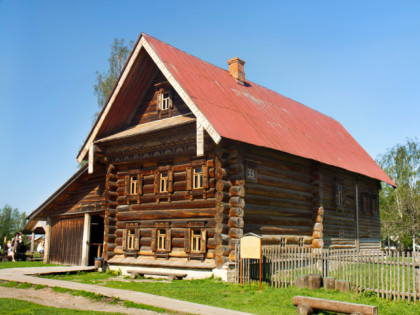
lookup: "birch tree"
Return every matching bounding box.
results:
[378,139,420,250]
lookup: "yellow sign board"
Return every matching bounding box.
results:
[240,235,261,259]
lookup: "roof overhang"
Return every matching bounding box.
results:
[95,115,196,144]
[77,33,221,163]
[28,166,88,221]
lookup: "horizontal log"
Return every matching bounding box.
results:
[244,214,313,227]
[215,213,229,224]
[292,296,378,315]
[228,228,243,239]
[228,217,244,229]
[215,223,229,234]
[215,245,230,256]
[312,231,323,239]
[207,238,217,249]
[312,239,324,248]
[130,199,216,211]
[243,225,312,235]
[216,202,231,214]
[214,233,229,245]
[229,250,237,262]
[229,207,244,217]
[215,168,228,181]
[229,196,245,208]
[245,195,311,210]
[216,180,231,192]
[228,238,240,250]
[229,185,245,197]
[116,209,216,221]
[313,223,323,232]
[215,191,230,202]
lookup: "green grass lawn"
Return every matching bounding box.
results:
[0,261,59,269]
[43,272,420,315]
[0,298,130,315]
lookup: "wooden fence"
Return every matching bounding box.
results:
[235,245,420,302]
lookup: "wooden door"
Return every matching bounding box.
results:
[50,216,84,265]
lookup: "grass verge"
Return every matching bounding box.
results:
[0,298,129,315]
[44,272,420,315]
[0,260,59,269]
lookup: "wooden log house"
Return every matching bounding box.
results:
[27,33,395,278]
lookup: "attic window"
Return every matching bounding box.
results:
[157,90,172,111]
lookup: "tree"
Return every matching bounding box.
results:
[0,204,26,245]
[377,139,420,250]
[93,38,134,111]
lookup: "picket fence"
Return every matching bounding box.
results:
[235,245,420,302]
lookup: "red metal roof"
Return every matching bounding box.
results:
[145,34,395,186]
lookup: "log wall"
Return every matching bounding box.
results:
[321,165,381,249]
[130,71,191,126]
[106,151,217,260]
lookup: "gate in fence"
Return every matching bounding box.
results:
[235,245,420,302]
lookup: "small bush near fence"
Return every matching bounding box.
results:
[235,245,420,303]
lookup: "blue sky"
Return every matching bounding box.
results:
[1,1,419,215]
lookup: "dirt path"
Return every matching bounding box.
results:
[0,286,161,314]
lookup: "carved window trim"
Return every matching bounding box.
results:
[130,176,138,195]
[151,222,171,254]
[156,88,173,112]
[185,222,206,261]
[187,159,209,193]
[122,224,140,253]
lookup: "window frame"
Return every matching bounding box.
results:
[334,178,345,210]
[245,161,258,182]
[129,176,138,195]
[160,172,169,193]
[193,167,203,189]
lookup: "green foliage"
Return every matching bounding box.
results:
[106,268,122,277]
[377,139,420,249]
[34,284,47,290]
[0,204,26,244]
[93,38,134,111]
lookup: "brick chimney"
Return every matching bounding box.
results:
[227,57,245,84]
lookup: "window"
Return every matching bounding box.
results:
[130,176,138,195]
[362,192,369,213]
[127,230,135,250]
[191,230,202,252]
[245,161,258,182]
[157,229,167,251]
[339,229,344,238]
[335,179,345,208]
[336,183,343,206]
[122,227,139,252]
[160,173,168,192]
[193,167,203,189]
[246,168,255,180]
[280,237,286,248]
[161,92,171,110]
[184,225,206,255]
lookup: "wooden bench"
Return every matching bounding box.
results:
[127,269,187,281]
[293,296,378,315]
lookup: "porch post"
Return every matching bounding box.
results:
[43,217,52,264]
[30,231,35,253]
[81,213,91,266]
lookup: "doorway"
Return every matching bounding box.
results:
[89,215,104,266]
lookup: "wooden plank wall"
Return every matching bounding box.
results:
[50,216,84,265]
[46,167,107,216]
